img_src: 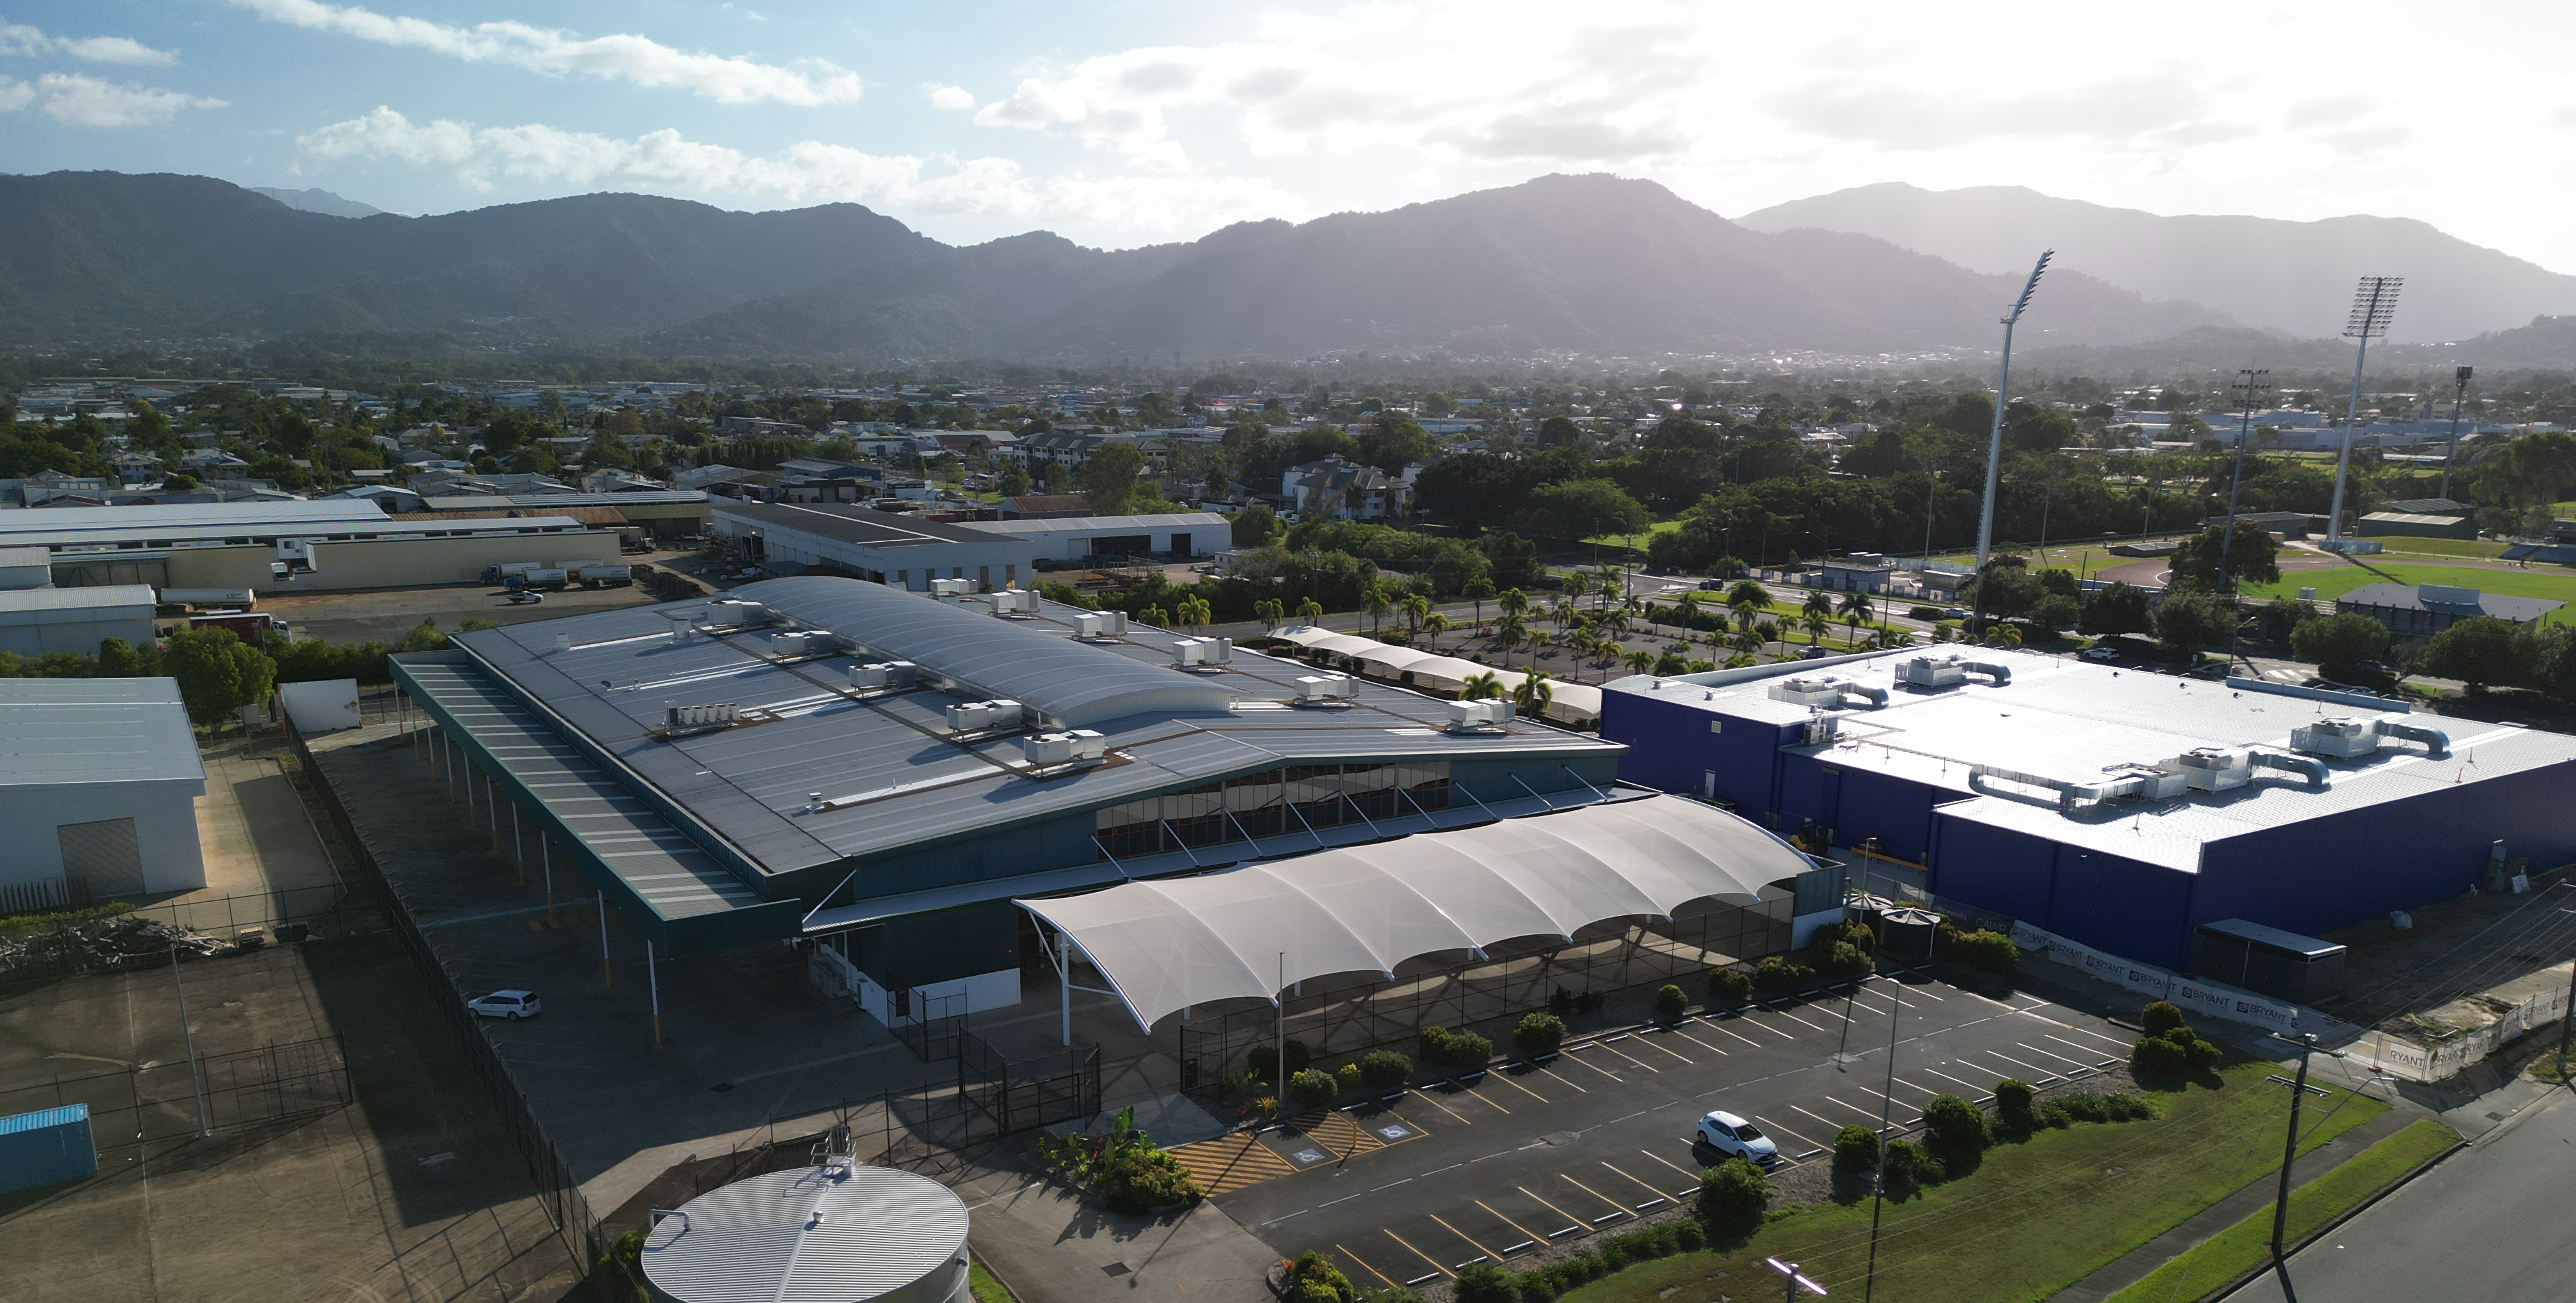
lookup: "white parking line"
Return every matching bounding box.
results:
[1975,1047,2050,1076]
[2015,1041,2090,1067]
[2060,1026,2136,1051]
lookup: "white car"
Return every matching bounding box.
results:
[2081,645,2120,662]
[1696,1109,1780,1166]
[467,989,543,1020]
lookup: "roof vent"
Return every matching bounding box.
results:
[1072,610,1129,640]
[989,588,1038,617]
[1445,698,1513,733]
[666,702,740,734]
[1293,674,1354,705]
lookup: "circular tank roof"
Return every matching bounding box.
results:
[641,1162,969,1303]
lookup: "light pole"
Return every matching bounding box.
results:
[2438,365,2473,501]
[1861,973,1905,1302]
[2326,277,2402,549]
[2265,1032,2346,1303]
[1768,1256,1828,1302]
[2221,369,2271,669]
[1972,250,2051,636]
[169,937,211,1137]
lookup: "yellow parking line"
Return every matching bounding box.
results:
[1517,1185,1590,1234]
[1537,1064,1590,1093]
[1408,1088,1475,1125]
[1429,1212,1504,1264]
[1384,1229,1454,1278]
[1599,1160,1671,1205]
[1464,1084,1512,1115]
[1475,1199,1546,1252]
[1639,1148,1702,1182]
[1558,1173,1628,1221]
[1632,1033,1694,1063]
[1585,1038,1663,1073]
[1492,1072,1551,1104]
[1337,1244,1398,1290]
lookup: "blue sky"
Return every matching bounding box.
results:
[5,1,2573,271]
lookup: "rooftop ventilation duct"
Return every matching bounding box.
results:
[1969,763,2188,812]
[1294,674,1354,704]
[1021,729,1108,768]
[2288,715,2450,760]
[1445,698,1513,732]
[2163,746,2255,792]
[989,589,1038,617]
[2250,752,2329,786]
[848,661,917,691]
[666,702,740,734]
[2377,720,2450,757]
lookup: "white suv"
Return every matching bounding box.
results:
[1695,1110,1780,1166]
[467,989,543,1020]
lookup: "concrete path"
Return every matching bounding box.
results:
[968,1175,1282,1303]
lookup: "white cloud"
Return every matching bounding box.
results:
[926,84,974,111]
[0,76,31,111]
[295,107,1293,240]
[0,22,178,65]
[229,0,860,106]
[27,72,226,127]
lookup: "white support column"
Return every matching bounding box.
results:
[647,938,662,1046]
[1059,931,1073,1047]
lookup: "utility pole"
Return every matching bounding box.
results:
[1861,975,1906,1302]
[2326,277,2402,548]
[169,937,211,1137]
[2266,1032,2345,1302]
[1971,251,2053,639]
[2439,366,2474,501]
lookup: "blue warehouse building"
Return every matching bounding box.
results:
[390,576,1627,1021]
[1602,649,2576,970]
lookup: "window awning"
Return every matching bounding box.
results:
[1016,795,1812,1032]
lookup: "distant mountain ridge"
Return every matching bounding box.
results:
[1736,182,2576,344]
[249,186,387,219]
[0,171,2231,362]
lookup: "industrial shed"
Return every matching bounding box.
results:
[0,678,206,909]
[0,585,156,658]
[1602,649,2576,969]
[709,501,1038,591]
[390,574,1628,1023]
[953,511,1231,562]
[3,501,613,592]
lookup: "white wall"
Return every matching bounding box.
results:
[0,778,206,895]
[0,608,157,657]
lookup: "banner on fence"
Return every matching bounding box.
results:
[2009,921,2341,1039]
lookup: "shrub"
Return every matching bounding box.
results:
[1879,1138,1942,1188]
[1095,1146,1202,1214]
[1833,1124,1880,1172]
[1514,1011,1567,1055]
[2140,1000,2187,1038]
[1708,967,1754,1005]
[1451,1261,1515,1303]
[1814,940,1871,980]
[1696,1157,1772,1234]
[1337,1062,1363,1091]
[2055,1088,2157,1123]
[1909,605,1945,621]
[1358,1049,1413,1089]
[1654,983,1690,1021]
[1246,1038,1314,1084]
[1942,927,2018,975]
[2129,1034,2188,1077]
[1993,1079,2037,1134]
[1282,1250,1357,1303]
[1920,1093,1989,1153]
[1419,1024,1453,1064]
[1752,955,1815,994]
[1440,1031,1494,1071]
[1287,1068,1340,1110]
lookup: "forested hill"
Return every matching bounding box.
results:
[1,171,2229,360]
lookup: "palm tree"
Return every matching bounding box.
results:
[1401,592,1431,638]
[1595,640,1623,675]
[1423,612,1450,642]
[1141,605,1172,629]
[1551,599,1577,633]
[1726,578,1772,612]
[1295,596,1323,624]
[1839,590,1871,642]
[1460,670,1503,701]
[1802,611,1831,647]
[1255,598,1285,632]
[1458,580,1491,634]
[1801,589,1835,629]
[1624,648,1655,677]
[1362,584,1392,636]
[1732,629,1763,660]
[1495,613,1526,663]
[1561,571,1591,608]
[1499,587,1529,624]
[1510,668,1554,718]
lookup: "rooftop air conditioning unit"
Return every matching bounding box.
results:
[1294,674,1354,703]
[666,702,740,732]
[1896,656,1966,688]
[930,578,972,597]
[1445,699,1513,732]
[2163,746,2254,792]
[2290,716,2380,759]
[1803,714,1841,746]
[849,661,917,691]
[1022,732,1077,767]
[990,589,1038,616]
[769,631,815,656]
[704,599,758,626]
[1068,729,1106,761]
[944,699,1026,732]
[1173,636,1234,668]
[1768,675,1846,706]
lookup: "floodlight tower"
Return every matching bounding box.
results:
[1974,250,2054,573]
[2439,364,2474,500]
[2325,276,2402,548]
[2220,368,2271,588]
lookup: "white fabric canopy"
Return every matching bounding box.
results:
[1018,795,1811,1031]
[1267,625,1604,723]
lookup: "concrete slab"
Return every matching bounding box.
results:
[968,1178,1282,1303]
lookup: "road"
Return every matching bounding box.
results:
[2224,1085,2576,1302]
[1208,971,2138,1290]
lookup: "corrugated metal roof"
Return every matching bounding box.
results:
[0,500,387,537]
[710,501,1002,547]
[0,1102,89,1134]
[0,585,157,614]
[0,678,205,788]
[641,1164,967,1303]
[956,511,1229,536]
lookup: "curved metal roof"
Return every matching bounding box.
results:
[1018,794,1811,1031]
[642,1163,968,1303]
[737,574,1236,727]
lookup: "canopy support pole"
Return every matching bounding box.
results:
[1059,931,1072,1047]
[1222,810,1268,858]
[647,938,661,1046]
[1561,765,1613,803]
[1340,792,1386,840]
[1510,775,1561,810]
[1160,821,1205,868]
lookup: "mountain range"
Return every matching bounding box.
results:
[1737,182,2576,344]
[1,169,2570,367]
[247,186,389,220]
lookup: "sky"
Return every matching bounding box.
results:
[5,1,2575,271]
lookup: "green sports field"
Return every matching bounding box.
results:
[2248,558,2576,608]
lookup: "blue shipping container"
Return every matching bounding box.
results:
[0,1102,98,1192]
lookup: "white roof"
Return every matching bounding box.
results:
[954,511,1229,536]
[0,678,206,788]
[642,1164,967,1303]
[1269,625,1604,721]
[0,584,157,614]
[1019,795,1809,1031]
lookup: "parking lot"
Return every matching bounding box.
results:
[1215,971,2139,1290]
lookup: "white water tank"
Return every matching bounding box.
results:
[641,1162,970,1303]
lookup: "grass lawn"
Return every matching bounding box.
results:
[2354,536,2513,560]
[2242,560,2576,606]
[968,1258,1018,1303]
[1554,1063,2385,1303]
[1581,519,1685,549]
[2104,1118,2458,1303]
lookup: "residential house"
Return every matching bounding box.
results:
[1280,456,1413,520]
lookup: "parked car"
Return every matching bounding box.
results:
[1941,607,1968,619]
[2080,645,2119,662]
[466,989,543,1020]
[505,590,546,605]
[1694,1109,1780,1166]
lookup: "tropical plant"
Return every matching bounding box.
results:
[1653,983,1689,1021]
[1459,670,1504,701]
[1625,649,1655,677]
[1833,1124,1880,1172]
[1463,576,1496,631]
[1510,669,1554,718]
[1358,1049,1413,1088]
[1287,1068,1339,1109]
[1696,1158,1772,1235]
[1707,966,1753,1005]
[1295,596,1324,623]
[1498,587,1530,622]
[1362,584,1392,636]
[1840,589,1872,640]
[1254,598,1285,631]
[1802,611,1832,647]
[1755,619,1782,654]
[1400,592,1432,636]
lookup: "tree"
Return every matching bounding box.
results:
[2167,522,2281,592]
[1460,670,1503,701]
[1361,584,1392,636]
[1696,1158,1772,1236]
[1839,589,1872,641]
[1625,648,1655,677]
[2421,617,2538,691]
[2153,588,2237,655]
[1295,597,1324,624]
[1510,669,1554,717]
[1078,442,1146,514]
[2078,582,2154,636]
[1232,504,1280,547]
[161,627,274,729]
[1462,577,1496,631]
[1512,478,1649,544]
[2289,612,2392,675]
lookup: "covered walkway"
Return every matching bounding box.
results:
[1268,624,1605,725]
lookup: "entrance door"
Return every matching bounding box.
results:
[58,817,143,897]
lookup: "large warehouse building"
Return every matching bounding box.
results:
[0,678,207,910]
[708,502,1232,592]
[5,501,615,593]
[392,576,1661,1020]
[1603,649,2576,969]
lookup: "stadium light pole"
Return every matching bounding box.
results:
[2221,369,2270,670]
[1971,250,2051,634]
[2326,277,2402,548]
[2439,365,2474,501]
